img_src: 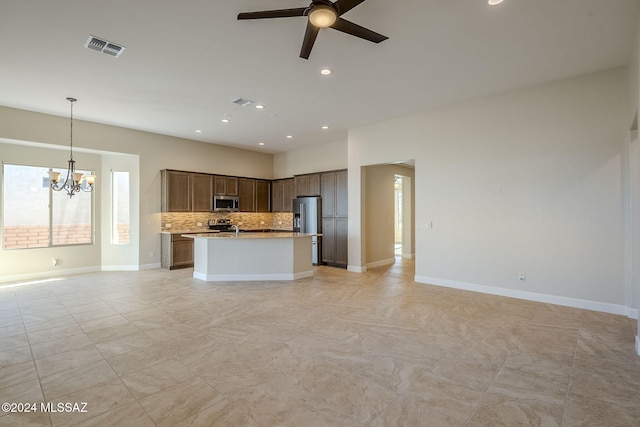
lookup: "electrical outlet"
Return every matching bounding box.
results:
[165,223,172,228]
[519,272,526,282]
[196,222,203,227]
[52,257,58,267]
[150,252,155,258]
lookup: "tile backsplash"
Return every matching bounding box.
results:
[161,212,293,231]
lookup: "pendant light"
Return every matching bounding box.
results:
[48,97,96,197]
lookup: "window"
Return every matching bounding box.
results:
[111,171,130,244]
[3,163,94,249]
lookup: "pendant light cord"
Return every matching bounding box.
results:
[67,97,76,161]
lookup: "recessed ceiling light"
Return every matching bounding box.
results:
[221,119,230,123]
[259,142,265,146]
[255,104,265,110]
[195,129,203,133]
[286,135,293,139]
[488,0,503,5]
[320,68,332,75]
[321,125,329,130]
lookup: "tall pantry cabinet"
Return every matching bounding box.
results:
[320,170,348,268]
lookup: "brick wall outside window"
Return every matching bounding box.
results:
[3,224,97,249]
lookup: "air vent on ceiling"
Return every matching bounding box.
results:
[85,36,126,58]
[232,98,254,107]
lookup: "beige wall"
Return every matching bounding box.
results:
[349,67,630,314]
[273,139,347,178]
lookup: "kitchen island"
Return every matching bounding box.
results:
[183,232,314,281]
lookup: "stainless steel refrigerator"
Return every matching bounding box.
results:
[292,196,322,265]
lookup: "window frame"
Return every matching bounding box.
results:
[2,162,95,250]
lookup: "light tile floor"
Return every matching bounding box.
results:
[1,259,639,426]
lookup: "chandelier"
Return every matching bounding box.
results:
[48,97,96,197]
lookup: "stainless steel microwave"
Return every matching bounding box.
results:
[213,196,239,211]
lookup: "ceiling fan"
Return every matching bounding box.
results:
[237,0,388,59]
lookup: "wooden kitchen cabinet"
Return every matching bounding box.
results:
[256,180,271,212]
[321,218,348,267]
[320,169,348,268]
[192,173,212,212]
[161,170,191,212]
[161,233,193,269]
[214,176,239,196]
[162,170,213,212]
[271,178,294,212]
[283,178,294,211]
[295,173,320,196]
[238,178,256,212]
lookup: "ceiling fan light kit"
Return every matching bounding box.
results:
[308,6,337,28]
[237,0,388,59]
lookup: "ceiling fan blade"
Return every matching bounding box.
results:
[300,21,320,59]
[237,8,306,20]
[330,17,388,43]
[333,0,366,15]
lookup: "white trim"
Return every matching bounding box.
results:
[193,270,313,282]
[402,253,415,259]
[101,265,139,272]
[415,275,636,317]
[0,266,100,284]
[366,258,395,269]
[138,263,161,271]
[348,265,367,273]
[636,336,640,356]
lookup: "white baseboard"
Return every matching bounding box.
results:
[402,253,415,259]
[0,266,101,284]
[366,258,395,269]
[194,270,313,282]
[101,265,140,272]
[415,275,637,318]
[138,263,162,271]
[347,265,367,273]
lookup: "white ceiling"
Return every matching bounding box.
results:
[0,0,638,154]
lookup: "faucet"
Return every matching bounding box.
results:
[231,224,239,236]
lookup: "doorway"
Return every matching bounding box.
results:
[394,175,403,257]
[394,174,413,259]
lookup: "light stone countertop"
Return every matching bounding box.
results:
[182,232,315,239]
[161,228,294,235]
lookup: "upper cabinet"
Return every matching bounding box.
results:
[161,170,191,212]
[238,178,256,212]
[192,173,213,212]
[162,169,318,214]
[271,178,294,212]
[214,176,239,196]
[256,180,271,212]
[295,173,320,197]
[162,170,212,213]
[320,170,348,218]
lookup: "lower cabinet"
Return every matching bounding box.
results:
[322,218,348,268]
[161,234,193,269]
